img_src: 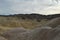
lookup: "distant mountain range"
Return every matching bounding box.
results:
[0,13,60,20]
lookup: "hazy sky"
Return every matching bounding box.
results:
[0,0,60,15]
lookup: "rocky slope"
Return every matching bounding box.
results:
[0,17,60,40]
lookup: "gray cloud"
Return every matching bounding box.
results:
[0,0,60,15]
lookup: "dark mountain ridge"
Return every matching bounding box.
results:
[0,13,60,20]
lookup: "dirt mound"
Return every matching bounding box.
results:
[2,27,60,40]
[46,26,60,40]
[1,26,60,40]
[0,36,7,40]
[45,17,60,28]
[1,27,51,40]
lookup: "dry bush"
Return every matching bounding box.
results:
[0,17,48,29]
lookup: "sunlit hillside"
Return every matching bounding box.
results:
[0,14,60,32]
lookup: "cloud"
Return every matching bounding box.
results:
[0,0,60,15]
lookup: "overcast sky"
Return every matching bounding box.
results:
[0,0,60,15]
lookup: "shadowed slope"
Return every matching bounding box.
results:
[1,16,60,40]
[46,26,60,40]
[1,27,52,40]
[0,36,7,40]
[45,17,60,28]
[1,26,60,40]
